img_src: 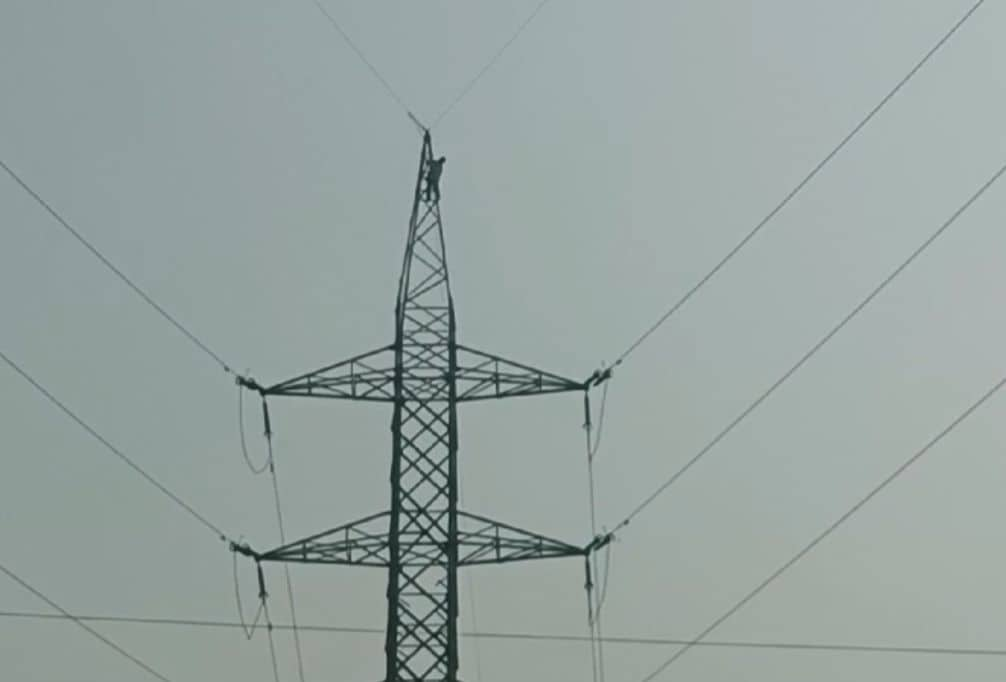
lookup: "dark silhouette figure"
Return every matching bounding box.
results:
[425,156,446,202]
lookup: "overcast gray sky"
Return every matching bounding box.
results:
[2,1,1006,680]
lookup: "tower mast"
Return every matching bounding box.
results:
[236,131,610,680]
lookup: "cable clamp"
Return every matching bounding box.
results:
[230,541,261,560]
[584,366,613,390]
[236,374,265,394]
[584,531,615,556]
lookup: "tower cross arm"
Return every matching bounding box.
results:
[454,345,606,402]
[240,509,602,570]
[236,345,609,404]
[238,345,398,402]
[255,511,393,567]
[456,512,589,566]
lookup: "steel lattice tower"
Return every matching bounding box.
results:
[236,131,609,681]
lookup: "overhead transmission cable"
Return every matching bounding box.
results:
[0,564,173,682]
[308,0,556,130]
[263,599,282,682]
[9,610,1006,658]
[267,441,308,682]
[640,371,1006,681]
[465,574,486,682]
[232,550,265,640]
[457,481,485,682]
[309,0,422,126]
[433,0,555,128]
[238,386,272,474]
[584,385,611,682]
[612,0,985,368]
[0,157,235,375]
[0,348,234,545]
[235,394,308,680]
[613,158,1006,533]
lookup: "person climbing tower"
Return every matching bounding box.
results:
[425,155,446,202]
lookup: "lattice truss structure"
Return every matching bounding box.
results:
[236,132,608,681]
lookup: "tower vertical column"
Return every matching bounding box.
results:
[387,131,458,681]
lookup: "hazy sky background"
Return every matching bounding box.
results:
[2,1,1006,680]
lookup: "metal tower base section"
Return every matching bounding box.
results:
[236,132,609,681]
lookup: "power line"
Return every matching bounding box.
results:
[232,551,265,640]
[0,567,173,682]
[238,387,272,474]
[0,610,381,634]
[6,610,1006,658]
[585,388,609,682]
[433,0,554,128]
[457,481,485,682]
[309,0,419,124]
[266,439,308,682]
[614,158,1006,532]
[488,636,1006,659]
[0,348,233,545]
[263,599,282,682]
[308,0,555,129]
[640,372,1006,681]
[0,157,235,375]
[613,0,986,367]
[479,633,1006,658]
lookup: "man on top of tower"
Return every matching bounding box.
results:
[425,155,446,202]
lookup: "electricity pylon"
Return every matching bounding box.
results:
[235,131,610,681]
